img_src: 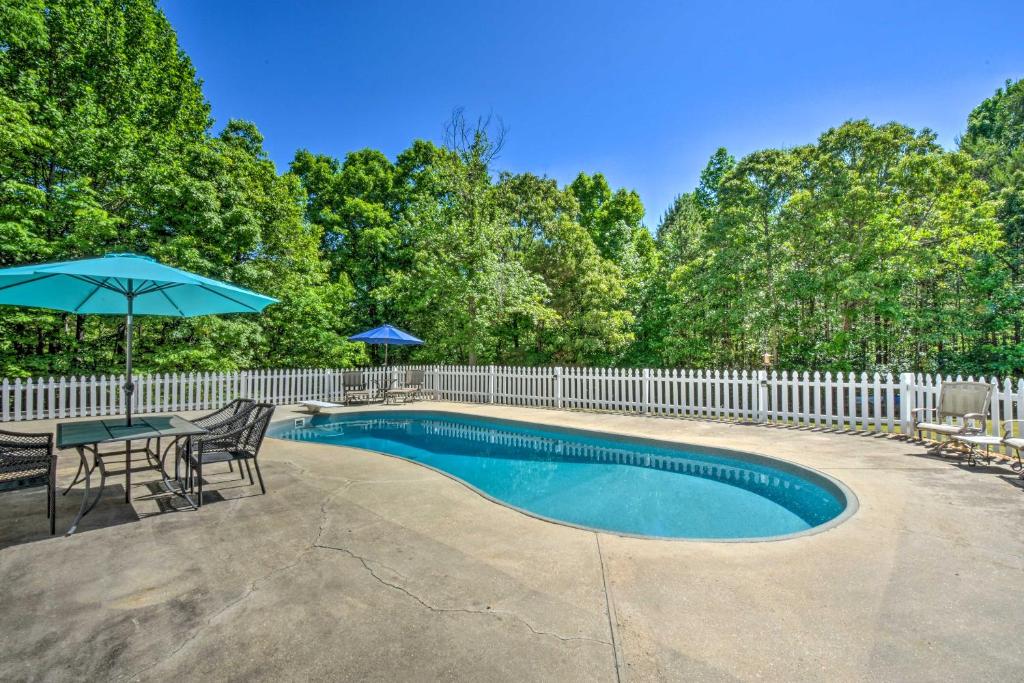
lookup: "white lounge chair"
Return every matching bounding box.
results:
[999,420,1024,478]
[912,381,992,450]
[299,371,374,413]
[342,371,376,404]
[385,369,426,404]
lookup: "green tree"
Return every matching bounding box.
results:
[657,121,999,373]
[960,79,1024,372]
[0,0,361,375]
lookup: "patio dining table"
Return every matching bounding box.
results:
[56,415,207,534]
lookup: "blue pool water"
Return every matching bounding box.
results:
[271,411,851,540]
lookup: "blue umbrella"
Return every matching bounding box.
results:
[0,253,278,424]
[348,324,423,366]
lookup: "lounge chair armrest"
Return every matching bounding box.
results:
[963,413,987,422]
[910,407,935,419]
[1001,419,1024,435]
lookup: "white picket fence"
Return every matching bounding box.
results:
[0,369,339,422]
[1,365,1021,455]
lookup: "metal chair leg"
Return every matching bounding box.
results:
[252,459,266,495]
[49,481,56,535]
[196,458,203,507]
[243,458,254,485]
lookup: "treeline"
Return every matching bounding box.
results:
[649,118,1015,374]
[0,0,1021,377]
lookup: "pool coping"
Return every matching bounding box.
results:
[270,408,860,543]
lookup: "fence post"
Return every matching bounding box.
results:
[554,367,563,409]
[643,368,651,414]
[488,364,495,404]
[899,372,914,435]
[757,369,769,423]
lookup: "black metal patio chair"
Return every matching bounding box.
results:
[185,403,275,506]
[192,398,256,431]
[0,429,57,535]
[177,398,256,477]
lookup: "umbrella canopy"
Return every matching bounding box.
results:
[348,324,423,366]
[348,324,423,346]
[0,253,276,316]
[0,253,278,423]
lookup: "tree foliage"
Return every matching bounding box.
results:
[0,0,363,375]
[648,121,1001,373]
[0,1,1019,376]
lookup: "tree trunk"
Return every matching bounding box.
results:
[467,296,478,365]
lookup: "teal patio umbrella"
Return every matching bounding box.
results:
[0,253,278,424]
[348,324,423,366]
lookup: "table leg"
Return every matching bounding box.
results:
[158,436,197,510]
[84,448,108,516]
[183,437,197,508]
[145,437,159,466]
[61,457,85,496]
[124,440,131,503]
[67,444,106,535]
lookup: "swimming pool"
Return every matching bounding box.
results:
[271,411,855,540]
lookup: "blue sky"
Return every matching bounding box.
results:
[161,0,1024,225]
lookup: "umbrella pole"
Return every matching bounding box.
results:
[124,289,135,426]
[384,343,388,367]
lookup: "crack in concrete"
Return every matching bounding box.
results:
[313,539,611,647]
[126,475,611,680]
[313,482,608,646]
[596,533,624,683]
[121,548,315,682]
[279,458,354,484]
[314,480,356,542]
[122,481,355,682]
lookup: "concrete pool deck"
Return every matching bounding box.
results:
[0,402,1022,681]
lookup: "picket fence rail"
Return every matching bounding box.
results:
[1,365,1021,456]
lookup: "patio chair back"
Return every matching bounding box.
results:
[209,405,258,444]
[238,403,275,458]
[342,371,366,391]
[193,398,255,430]
[0,430,56,534]
[936,381,992,422]
[228,398,256,416]
[405,369,424,388]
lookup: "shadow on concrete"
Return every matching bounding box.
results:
[0,483,139,550]
[996,474,1024,492]
[141,468,266,509]
[951,462,1016,476]
[0,464,263,549]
